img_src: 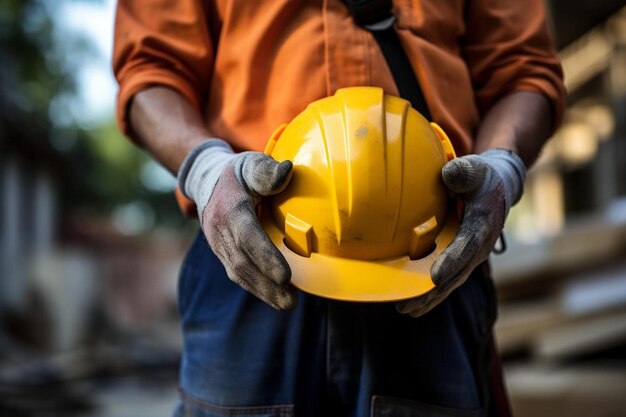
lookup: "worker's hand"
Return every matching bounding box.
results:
[396,148,525,318]
[178,140,297,311]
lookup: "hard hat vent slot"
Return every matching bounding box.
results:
[283,238,312,258]
[408,216,439,259]
[284,213,314,257]
[408,242,436,260]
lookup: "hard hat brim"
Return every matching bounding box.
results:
[262,208,460,302]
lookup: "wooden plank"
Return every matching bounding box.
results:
[492,215,626,292]
[495,300,564,354]
[532,310,626,360]
[558,267,626,315]
[506,364,626,417]
[496,270,626,355]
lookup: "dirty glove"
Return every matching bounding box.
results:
[178,139,297,310]
[396,148,526,317]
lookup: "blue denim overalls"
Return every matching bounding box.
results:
[173,232,507,417]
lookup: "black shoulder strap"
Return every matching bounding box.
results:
[345,0,513,255]
[343,0,432,121]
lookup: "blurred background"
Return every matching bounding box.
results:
[0,0,625,416]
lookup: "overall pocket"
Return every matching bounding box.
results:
[371,395,482,417]
[174,389,294,417]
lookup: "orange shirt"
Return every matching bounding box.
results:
[113,0,565,156]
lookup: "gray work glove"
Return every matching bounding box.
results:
[178,140,297,311]
[396,148,526,317]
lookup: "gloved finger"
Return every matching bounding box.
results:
[237,276,298,311]
[222,248,297,311]
[430,211,484,286]
[395,287,445,318]
[241,154,293,197]
[201,164,296,311]
[441,155,487,194]
[395,295,425,315]
[227,200,292,286]
[208,223,295,310]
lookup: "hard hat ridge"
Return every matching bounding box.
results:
[262,86,459,302]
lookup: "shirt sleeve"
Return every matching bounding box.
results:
[462,0,566,132]
[112,0,214,138]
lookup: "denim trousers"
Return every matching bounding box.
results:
[173,232,509,417]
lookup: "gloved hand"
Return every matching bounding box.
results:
[178,139,297,311]
[396,148,526,317]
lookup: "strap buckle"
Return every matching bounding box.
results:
[344,0,396,31]
[364,15,396,32]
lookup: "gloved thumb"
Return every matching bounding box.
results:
[241,153,293,197]
[441,155,487,194]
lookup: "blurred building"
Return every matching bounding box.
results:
[0,1,625,416]
[1,136,58,316]
[493,3,626,417]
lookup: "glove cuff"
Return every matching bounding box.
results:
[177,139,236,211]
[481,148,526,214]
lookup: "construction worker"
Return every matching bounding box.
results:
[113,1,565,416]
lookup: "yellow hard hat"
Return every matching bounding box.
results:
[261,87,459,302]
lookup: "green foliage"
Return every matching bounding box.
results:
[0,0,68,137]
[0,0,189,231]
[66,120,187,228]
